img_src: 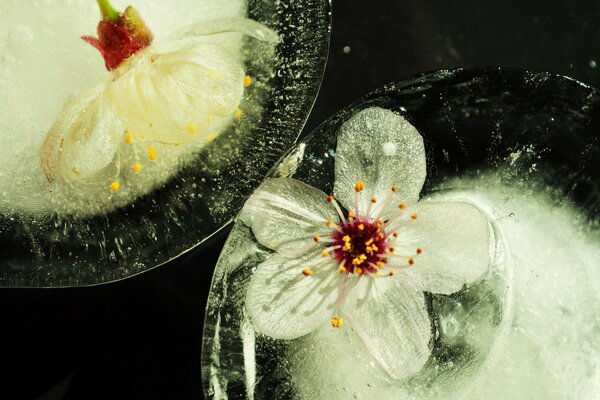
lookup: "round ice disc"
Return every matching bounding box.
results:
[0,0,331,287]
[201,68,600,399]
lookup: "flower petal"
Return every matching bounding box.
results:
[106,41,244,144]
[397,201,491,294]
[40,86,124,183]
[334,107,426,219]
[240,178,339,256]
[342,275,432,380]
[246,253,341,340]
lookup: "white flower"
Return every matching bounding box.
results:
[241,107,492,381]
[40,17,278,186]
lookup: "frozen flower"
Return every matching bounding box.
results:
[241,107,492,380]
[40,0,278,187]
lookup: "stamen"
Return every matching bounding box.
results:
[132,163,143,174]
[235,108,244,119]
[389,270,396,276]
[302,268,313,276]
[399,203,407,210]
[416,248,423,254]
[391,185,398,192]
[186,122,198,134]
[313,235,320,242]
[110,181,120,192]
[124,132,134,144]
[327,195,347,223]
[243,75,253,88]
[408,258,415,266]
[411,213,418,220]
[148,146,157,161]
[331,317,344,328]
[354,181,365,192]
[358,223,364,231]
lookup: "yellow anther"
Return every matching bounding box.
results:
[365,238,374,246]
[378,233,385,239]
[110,181,120,192]
[313,235,320,242]
[389,270,396,276]
[186,122,198,134]
[124,132,134,144]
[399,203,407,210]
[243,75,253,88]
[302,268,313,276]
[332,317,344,328]
[326,220,334,227]
[343,235,351,242]
[391,185,398,192]
[408,258,415,266]
[355,267,364,275]
[389,247,395,253]
[235,108,244,119]
[339,266,347,273]
[370,197,377,203]
[206,133,218,142]
[148,146,157,161]
[417,248,423,255]
[322,251,330,257]
[358,224,364,231]
[355,181,365,192]
[411,213,418,220]
[344,242,352,251]
[132,163,143,174]
[327,195,335,203]
[376,261,385,268]
[348,211,355,218]
[393,232,399,238]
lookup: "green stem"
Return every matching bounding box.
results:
[97,0,120,22]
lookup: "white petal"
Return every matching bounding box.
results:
[246,253,341,340]
[240,178,339,256]
[342,276,432,380]
[334,107,426,219]
[106,41,244,144]
[397,201,491,294]
[168,17,280,43]
[40,86,124,183]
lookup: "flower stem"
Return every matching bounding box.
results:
[97,0,120,22]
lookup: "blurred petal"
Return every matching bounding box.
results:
[343,275,432,380]
[246,253,341,340]
[334,107,426,219]
[397,201,491,294]
[240,178,339,256]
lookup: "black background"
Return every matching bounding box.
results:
[2,0,600,399]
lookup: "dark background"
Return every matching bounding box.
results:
[2,0,600,399]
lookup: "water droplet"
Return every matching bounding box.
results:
[589,60,597,69]
[342,46,351,54]
[382,141,396,156]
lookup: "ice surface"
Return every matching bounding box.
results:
[0,0,246,215]
[201,69,600,399]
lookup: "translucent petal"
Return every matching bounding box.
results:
[240,177,339,256]
[246,252,341,340]
[40,86,124,183]
[168,17,280,43]
[342,275,432,380]
[334,107,426,219]
[397,201,491,294]
[105,40,244,144]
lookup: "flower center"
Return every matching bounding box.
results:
[331,217,388,275]
[304,181,424,329]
